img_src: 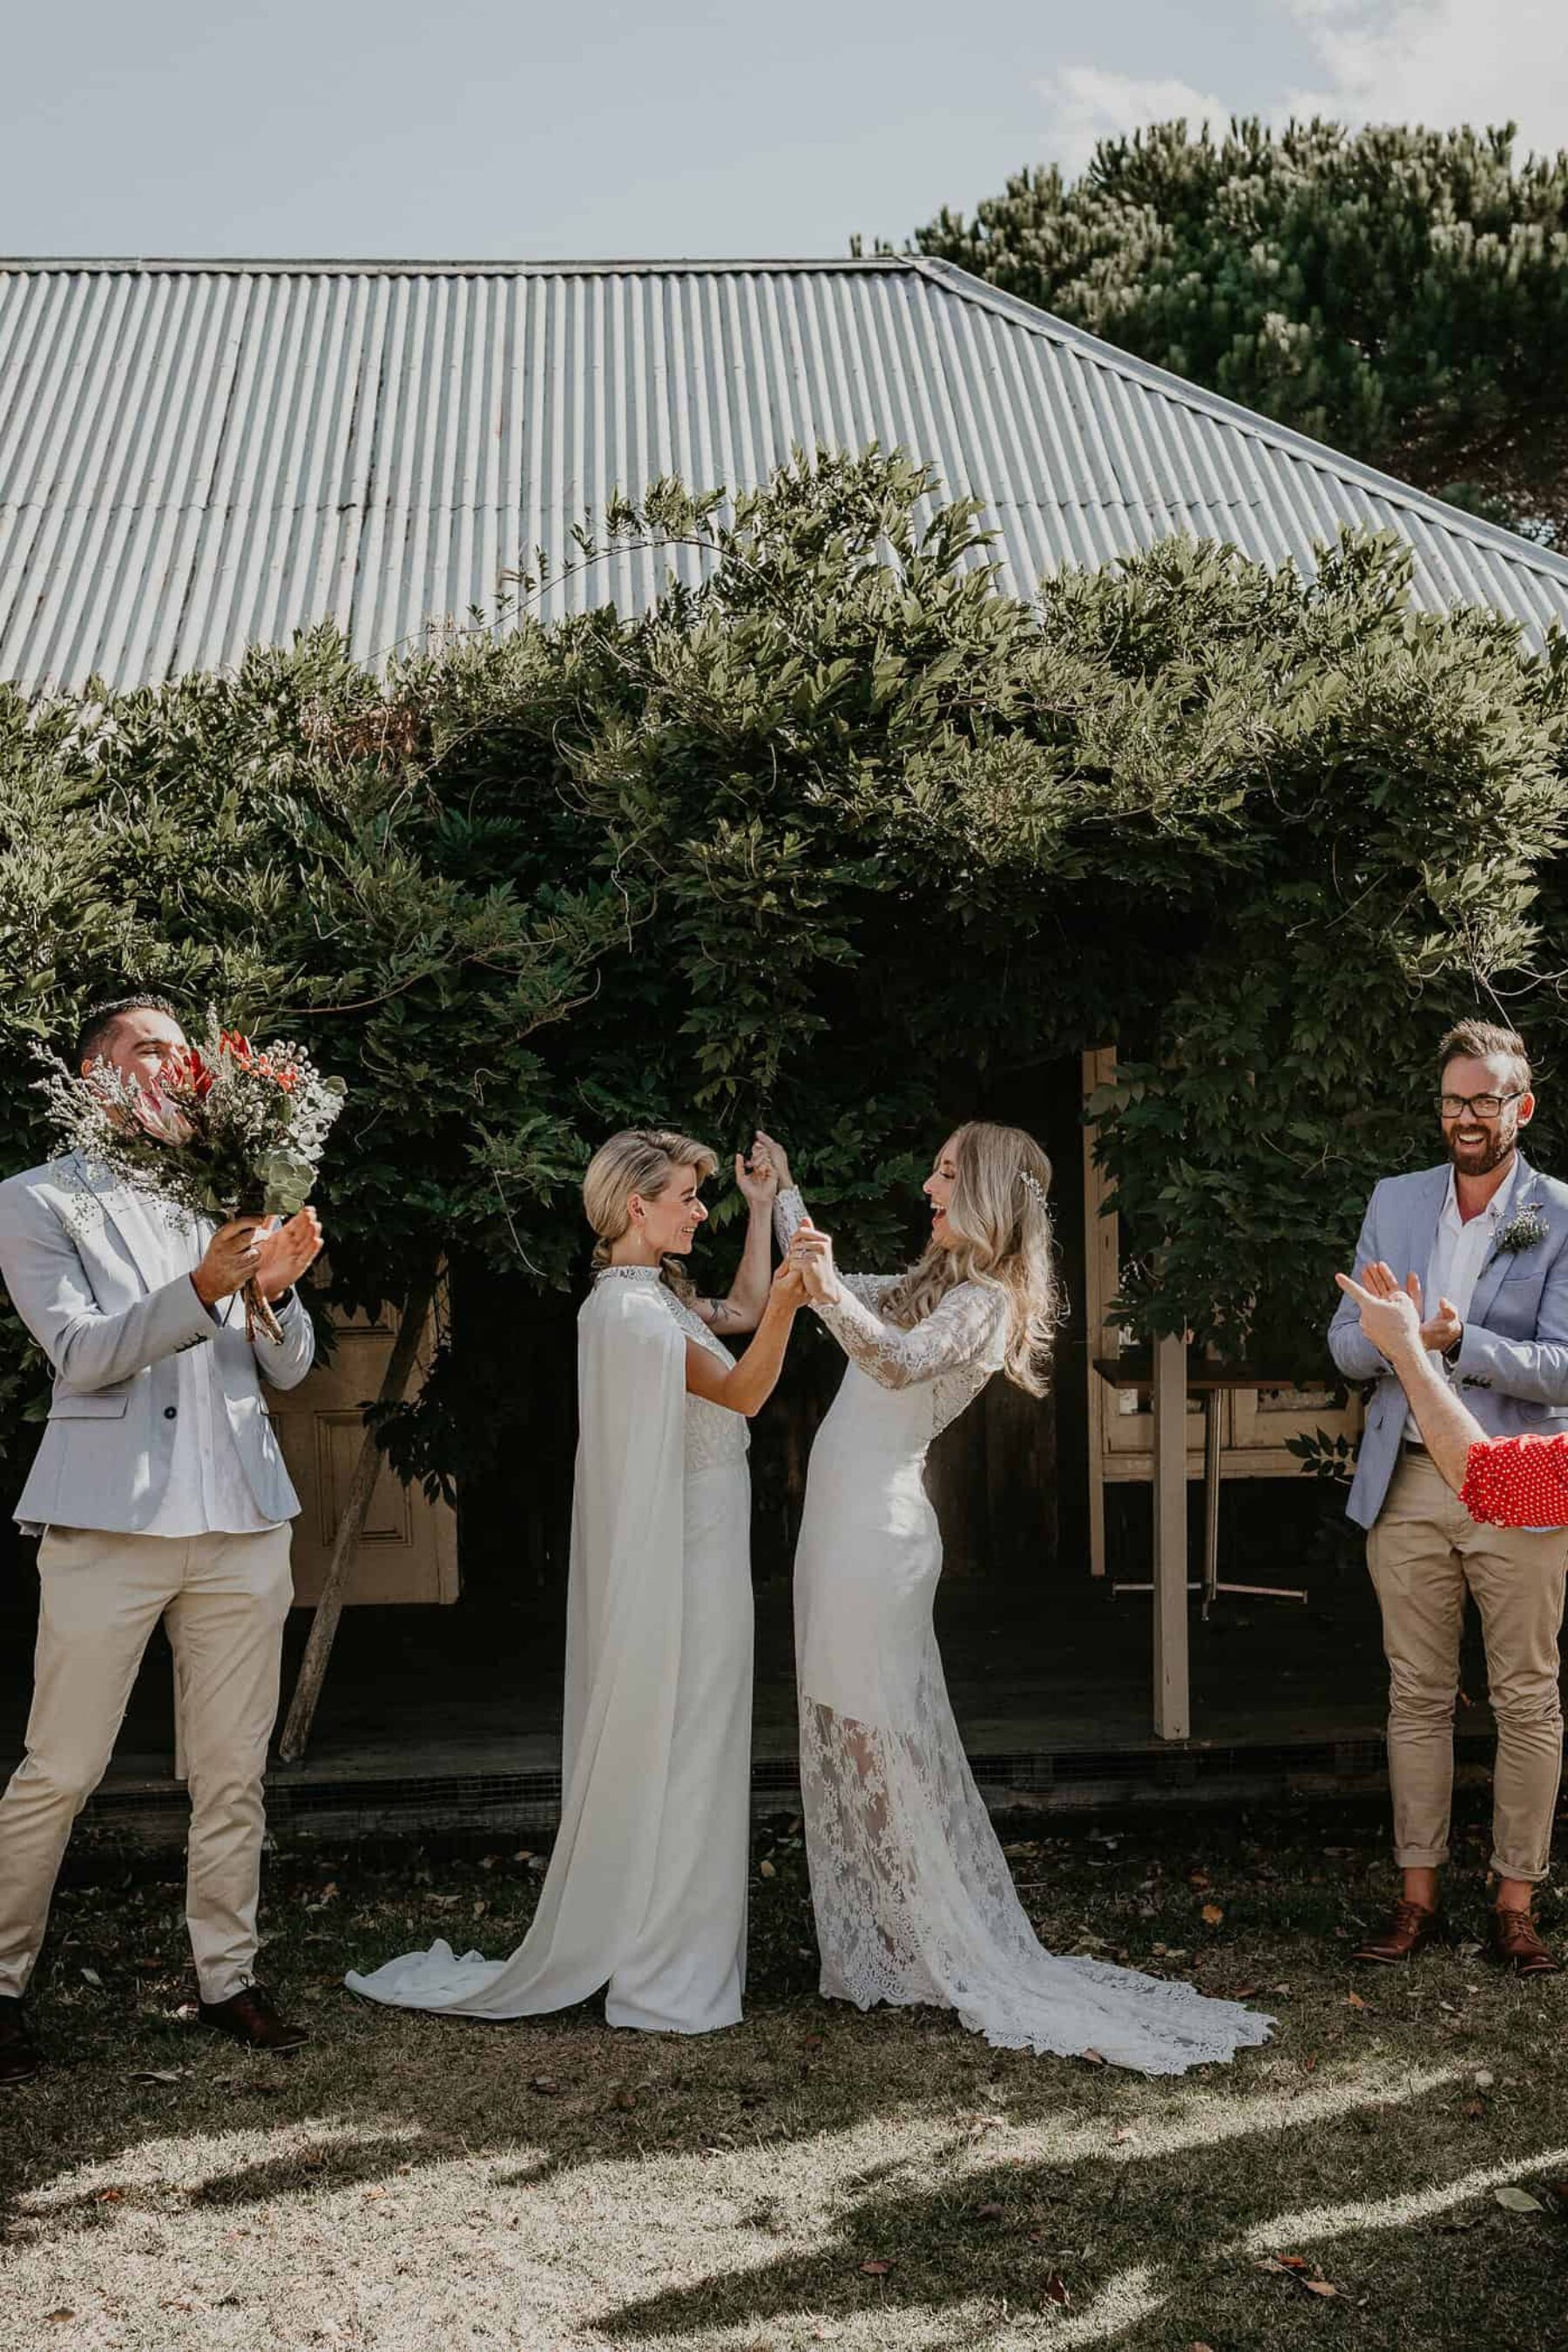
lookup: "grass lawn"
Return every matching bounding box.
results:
[3,1802,1565,2352]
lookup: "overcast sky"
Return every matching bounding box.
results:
[3,0,1565,261]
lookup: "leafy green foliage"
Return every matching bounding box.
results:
[1,450,1562,1476]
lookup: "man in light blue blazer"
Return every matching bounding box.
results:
[0,997,324,2085]
[1329,1019,1568,1977]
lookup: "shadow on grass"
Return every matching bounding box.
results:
[3,1814,1565,2352]
[591,2107,1568,2347]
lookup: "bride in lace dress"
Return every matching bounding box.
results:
[755,1122,1271,2076]
[348,1130,804,2034]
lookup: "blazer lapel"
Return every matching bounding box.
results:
[70,1154,188,1293]
[1467,1150,1544,1331]
[1400,1164,1451,1298]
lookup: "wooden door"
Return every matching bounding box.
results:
[271,1295,459,1606]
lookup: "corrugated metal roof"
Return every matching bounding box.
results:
[3,253,1567,691]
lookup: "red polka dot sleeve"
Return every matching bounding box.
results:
[1460,1434,1568,1528]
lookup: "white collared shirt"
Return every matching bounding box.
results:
[1402,1156,1518,1443]
[141,1214,280,1538]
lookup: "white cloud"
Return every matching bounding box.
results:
[1033,65,1233,178]
[1037,2,1568,179]
[1281,0,1568,159]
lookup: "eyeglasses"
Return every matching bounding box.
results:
[1436,1090,1526,1120]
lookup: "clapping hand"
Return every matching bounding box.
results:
[1335,1260,1456,1363]
[1405,1269,1463,1355]
[253,1206,325,1301]
[788,1214,839,1305]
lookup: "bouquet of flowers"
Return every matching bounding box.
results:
[35,1011,347,1340]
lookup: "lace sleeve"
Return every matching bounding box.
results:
[774,1186,808,1251]
[774,1186,896,1311]
[814,1278,1004,1391]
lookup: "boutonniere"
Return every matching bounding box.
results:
[1494,1202,1549,1257]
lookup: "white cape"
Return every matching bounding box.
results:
[347,1275,688,2017]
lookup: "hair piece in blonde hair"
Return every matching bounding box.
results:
[582,1126,717,1298]
[880,1119,1061,1396]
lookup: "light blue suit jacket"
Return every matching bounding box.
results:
[0,1152,314,1534]
[1328,1151,1568,1528]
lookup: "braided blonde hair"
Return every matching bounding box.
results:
[879,1120,1060,1396]
[582,1127,718,1301]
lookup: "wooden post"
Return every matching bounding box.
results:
[1151,1328,1191,1741]
[278,1267,437,1764]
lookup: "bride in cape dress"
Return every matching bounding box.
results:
[754,1121,1272,2077]
[348,1130,804,2034]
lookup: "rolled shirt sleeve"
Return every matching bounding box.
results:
[1459,1433,1568,1528]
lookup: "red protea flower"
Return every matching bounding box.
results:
[168,1044,214,1100]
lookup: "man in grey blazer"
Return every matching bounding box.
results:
[0,997,324,2084]
[1329,1018,1568,1977]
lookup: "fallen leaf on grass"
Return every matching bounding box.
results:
[529,2076,559,2095]
[1495,2186,1545,2214]
[1042,2271,1071,2308]
[976,2202,1005,2221]
[44,2312,75,2324]
[1200,1904,1225,1927]
[1345,1991,1368,2011]
[1260,2254,1339,2297]
[859,2257,894,2276]
[1079,2048,1106,2066]
[1473,2069,1495,2089]
[759,1861,776,1879]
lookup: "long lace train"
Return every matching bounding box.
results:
[799,1641,1274,2076]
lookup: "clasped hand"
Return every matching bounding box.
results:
[787,1215,839,1305]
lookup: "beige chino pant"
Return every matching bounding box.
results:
[1368,1450,1568,1882]
[0,1524,293,2004]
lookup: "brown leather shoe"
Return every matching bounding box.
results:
[197,1984,308,2052]
[0,1995,42,2085]
[1353,1901,1446,1964]
[1487,1908,1562,1978]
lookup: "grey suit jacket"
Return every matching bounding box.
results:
[1328,1151,1568,1528]
[0,1153,314,1534]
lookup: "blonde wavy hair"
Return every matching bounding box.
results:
[582,1127,718,1300]
[879,1120,1060,1396]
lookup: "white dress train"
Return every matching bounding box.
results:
[347,1267,753,2033]
[778,1188,1272,2076]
